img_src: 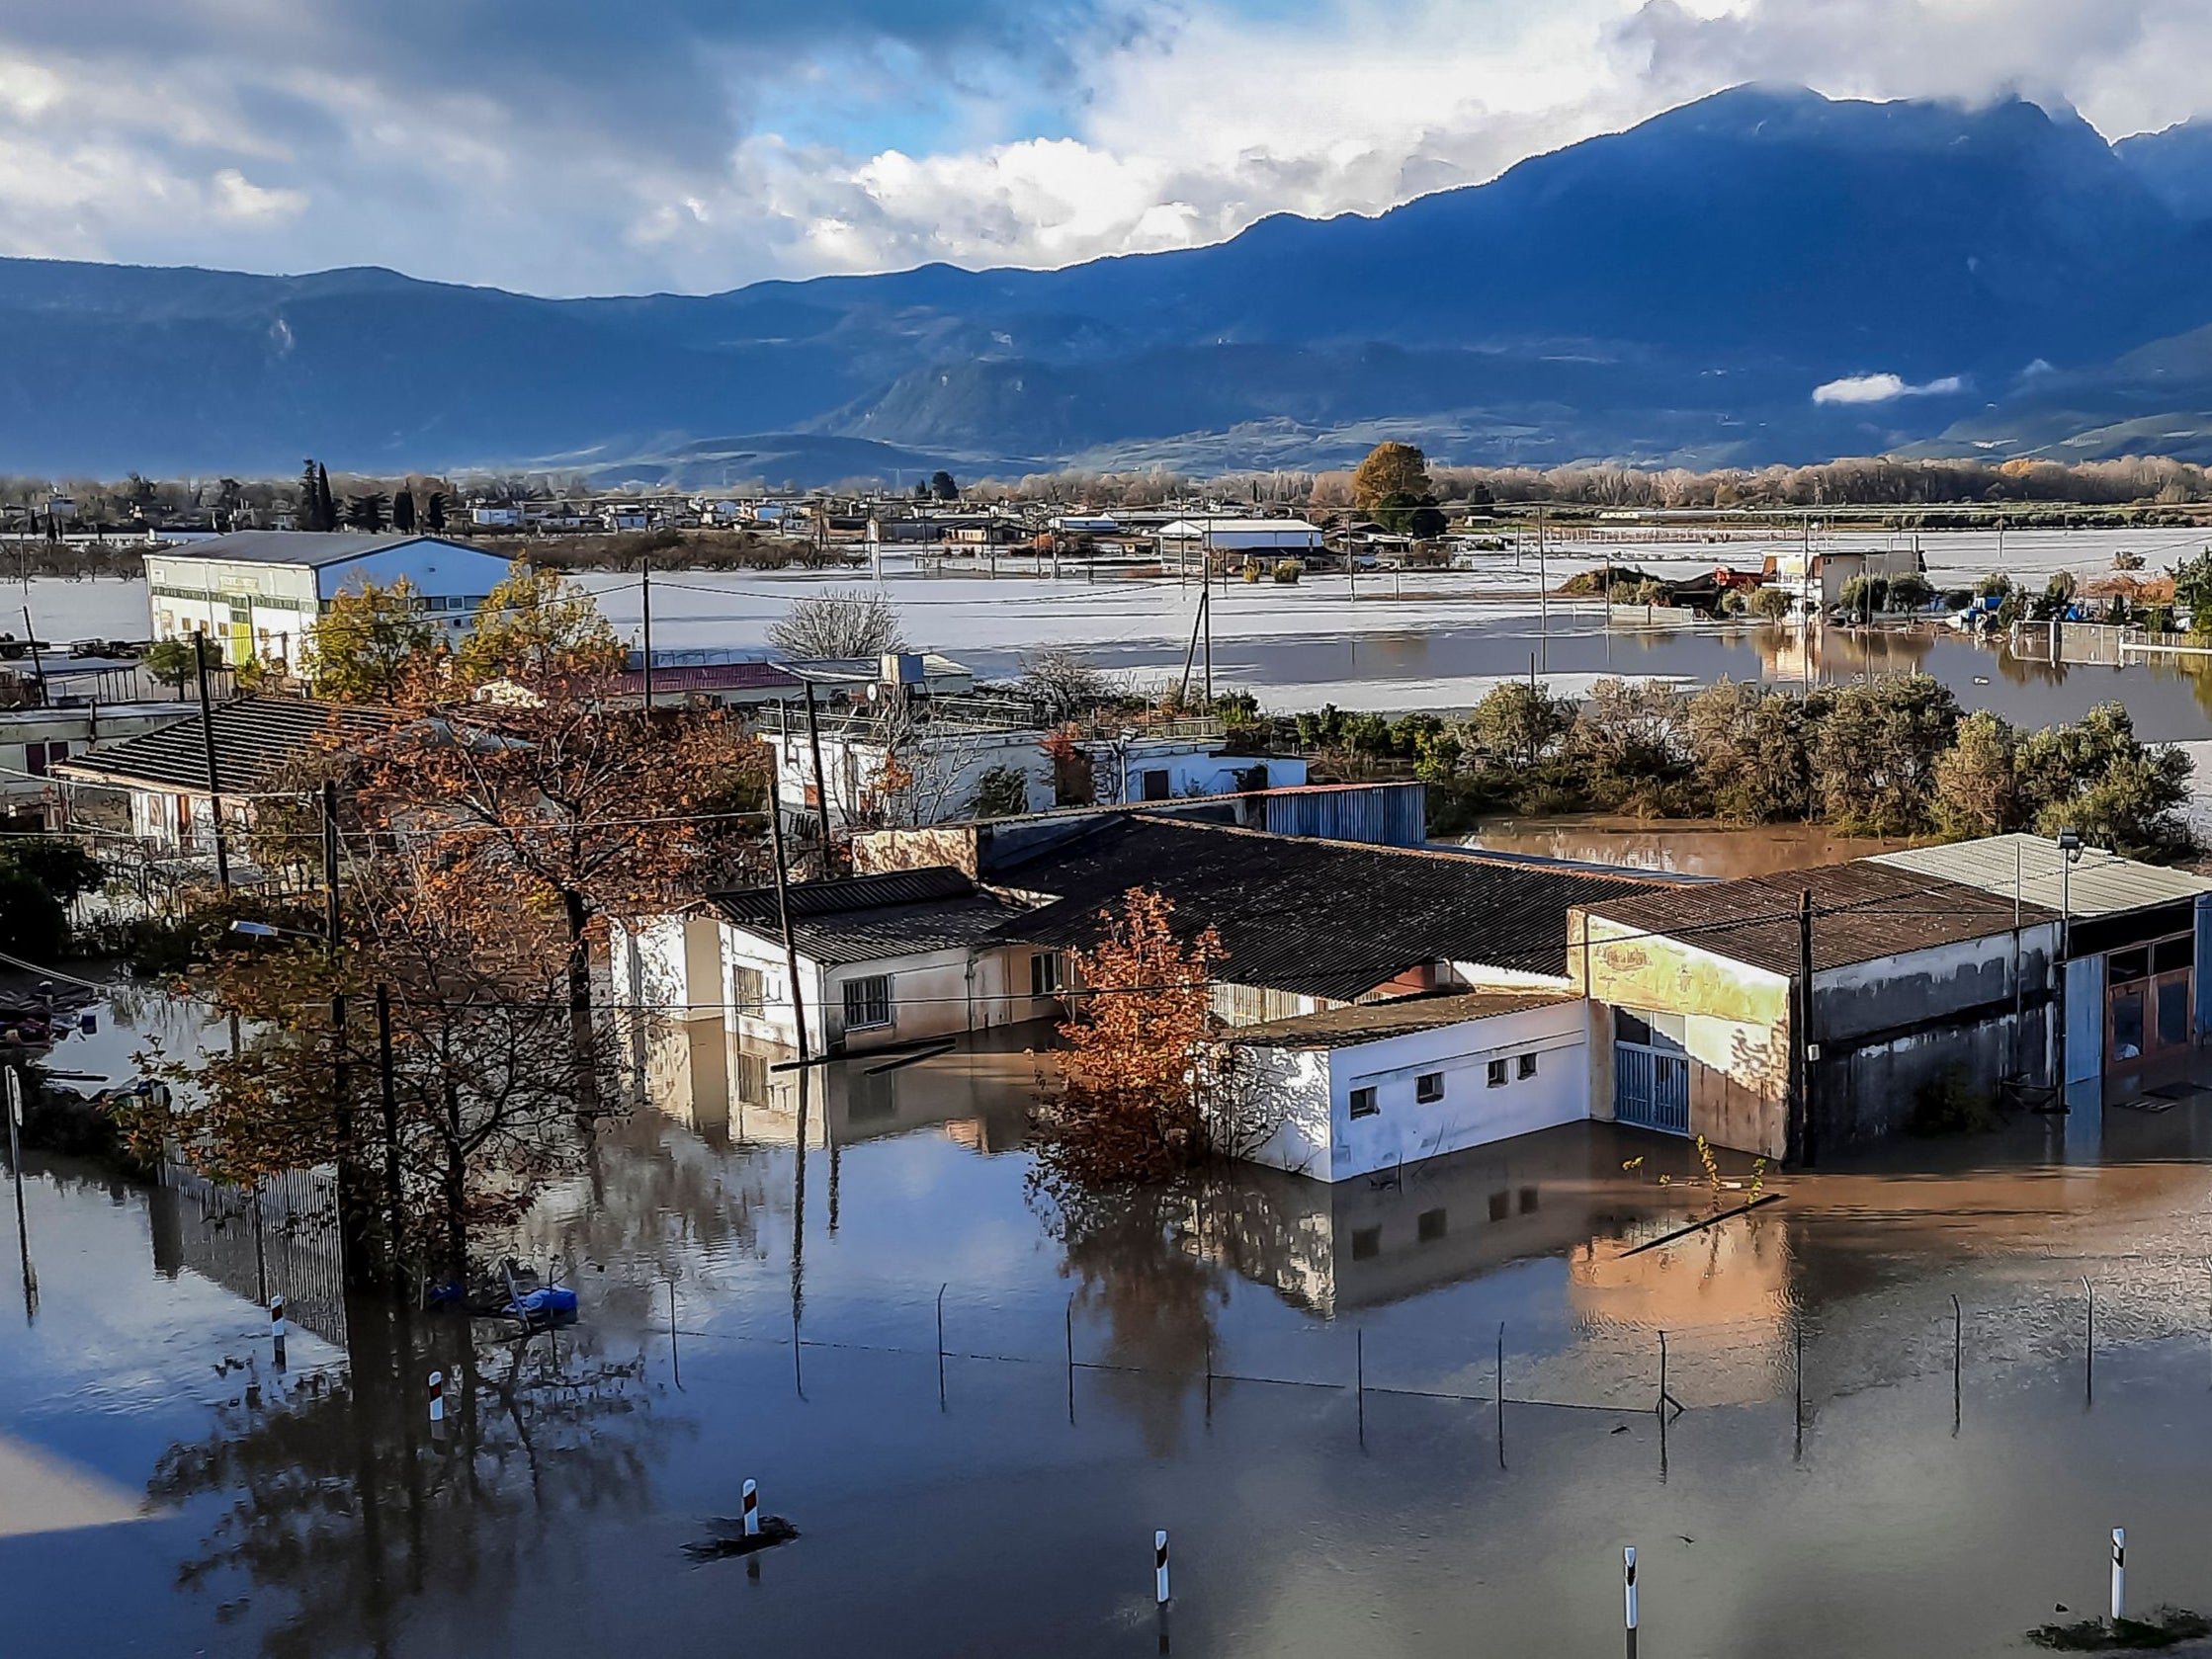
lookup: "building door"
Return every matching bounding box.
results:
[1613,1009,1689,1134]
[2106,941,2193,1064]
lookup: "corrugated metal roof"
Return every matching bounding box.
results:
[987,817,1665,1001]
[145,532,495,569]
[709,867,1030,966]
[1866,835,2212,918]
[1221,989,1577,1048]
[1579,859,2058,978]
[613,662,800,696]
[52,697,395,794]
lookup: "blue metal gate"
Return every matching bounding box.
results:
[1615,1042,1689,1134]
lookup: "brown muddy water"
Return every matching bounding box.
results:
[18,1007,2212,1656]
[989,617,2212,737]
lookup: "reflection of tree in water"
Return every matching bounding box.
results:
[517,1109,782,1320]
[1034,1171,1234,1456]
[150,1306,675,1659]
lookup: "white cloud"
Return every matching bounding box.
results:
[5,0,2212,291]
[1813,372,1966,403]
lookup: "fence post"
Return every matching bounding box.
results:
[1624,1545,1639,1657]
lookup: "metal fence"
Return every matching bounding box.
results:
[157,1161,347,1346]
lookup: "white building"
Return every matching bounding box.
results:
[470,506,524,529]
[1209,992,1595,1182]
[613,867,1060,1058]
[769,721,1307,829]
[1155,518,1324,559]
[143,532,518,668]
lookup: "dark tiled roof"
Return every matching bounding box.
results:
[988,817,1666,1002]
[710,867,1029,966]
[1578,859,2060,977]
[147,531,491,568]
[1222,989,1578,1047]
[52,697,393,793]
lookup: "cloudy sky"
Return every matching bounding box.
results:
[2,0,2207,296]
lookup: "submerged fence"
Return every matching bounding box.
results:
[156,1161,347,1346]
[645,1244,2212,1452]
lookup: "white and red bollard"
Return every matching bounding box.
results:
[743,1479,760,1537]
[1154,1531,1171,1606]
[269,1296,287,1368]
[428,1369,445,1427]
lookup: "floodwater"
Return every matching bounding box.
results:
[25,550,2212,733]
[1460,815,1900,879]
[19,1000,2212,1656]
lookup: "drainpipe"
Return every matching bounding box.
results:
[1795,888,1817,1167]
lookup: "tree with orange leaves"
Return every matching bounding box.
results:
[1033,886,1223,1185]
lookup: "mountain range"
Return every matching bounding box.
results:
[14,83,2212,484]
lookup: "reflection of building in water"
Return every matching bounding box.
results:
[641,1016,1035,1154]
[1199,1121,1700,1318]
[1754,617,1936,686]
[146,1164,347,1346]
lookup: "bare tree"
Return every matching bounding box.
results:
[1016,648,1110,723]
[767,588,907,659]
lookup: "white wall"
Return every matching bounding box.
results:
[1224,999,1595,1183]
[710,919,1060,1054]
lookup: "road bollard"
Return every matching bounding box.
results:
[1155,1531,1170,1606]
[743,1478,760,1537]
[2112,1528,2126,1623]
[427,1369,444,1427]
[270,1295,287,1368]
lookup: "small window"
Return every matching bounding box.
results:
[1140,768,1172,802]
[2155,934,2195,974]
[1415,1071,1444,1103]
[1518,1053,1538,1081]
[843,974,893,1031]
[2109,948,2151,986]
[1350,1225,1382,1261]
[1416,1207,1448,1243]
[1030,951,1063,997]
[732,965,766,1013]
[1615,1008,1654,1046]
[1486,1059,1507,1088]
[1487,1190,1510,1222]
[1348,1086,1379,1120]
[1518,1186,1540,1214]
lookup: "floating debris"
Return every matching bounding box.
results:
[683,1516,800,1562]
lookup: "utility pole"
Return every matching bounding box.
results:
[765,771,811,1061]
[376,983,401,1284]
[20,606,44,705]
[639,546,654,711]
[1796,889,1817,1167]
[1536,505,1550,673]
[801,678,833,872]
[192,629,231,894]
[324,781,374,1290]
[5,1065,33,1314]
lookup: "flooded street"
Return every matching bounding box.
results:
[16,1003,2212,1656]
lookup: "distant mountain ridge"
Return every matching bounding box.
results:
[13,83,2212,482]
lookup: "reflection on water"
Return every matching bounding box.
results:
[25,1001,2212,1655]
[1039,615,2212,738]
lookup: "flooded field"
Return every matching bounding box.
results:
[26,533,2212,734]
[15,996,2212,1656]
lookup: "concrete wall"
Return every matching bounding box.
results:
[1573,912,1793,1158]
[1219,1000,1594,1182]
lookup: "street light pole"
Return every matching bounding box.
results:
[2056,829,2082,1090]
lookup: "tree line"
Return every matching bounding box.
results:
[1262,676,2195,856]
